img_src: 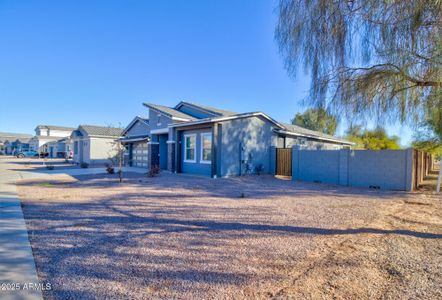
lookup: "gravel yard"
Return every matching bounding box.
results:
[17,172,442,299]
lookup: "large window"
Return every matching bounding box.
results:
[200,133,212,164]
[184,134,196,162]
[74,141,78,154]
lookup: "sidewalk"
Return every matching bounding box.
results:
[0,160,146,300]
[0,162,43,300]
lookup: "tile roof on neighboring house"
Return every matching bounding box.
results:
[175,101,238,117]
[36,125,76,131]
[0,132,33,140]
[79,125,124,137]
[143,103,197,121]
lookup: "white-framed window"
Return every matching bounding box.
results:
[184,133,196,163]
[157,114,162,126]
[200,132,212,164]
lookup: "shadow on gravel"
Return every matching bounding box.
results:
[16,172,408,200]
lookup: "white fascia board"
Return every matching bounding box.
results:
[150,128,169,134]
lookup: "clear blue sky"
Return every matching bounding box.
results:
[0,0,413,145]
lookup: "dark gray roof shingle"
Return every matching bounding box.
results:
[79,125,123,137]
[37,125,76,131]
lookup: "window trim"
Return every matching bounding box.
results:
[183,133,196,163]
[200,132,212,164]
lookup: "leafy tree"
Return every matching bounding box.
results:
[291,108,338,135]
[412,105,442,157]
[276,0,442,124]
[346,126,401,150]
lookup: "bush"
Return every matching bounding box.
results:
[106,164,115,174]
[148,165,160,177]
[46,165,55,170]
[80,162,89,168]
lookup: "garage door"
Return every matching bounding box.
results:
[132,142,148,168]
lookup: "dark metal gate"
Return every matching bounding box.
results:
[276,148,292,176]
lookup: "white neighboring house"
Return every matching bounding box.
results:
[29,125,75,152]
[70,125,123,165]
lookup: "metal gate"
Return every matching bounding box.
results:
[276,148,292,176]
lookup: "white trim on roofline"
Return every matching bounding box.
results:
[150,128,169,134]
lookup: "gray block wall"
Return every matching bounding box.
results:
[292,148,414,191]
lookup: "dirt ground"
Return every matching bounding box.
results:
[17,172,442,300]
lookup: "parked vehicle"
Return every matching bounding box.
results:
[16,150,39,158]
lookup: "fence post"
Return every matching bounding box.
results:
[437,160,441,193]
[339,148,350,186]
[269,146,276,176]
[405,148,414,192]
[292,145,300,181]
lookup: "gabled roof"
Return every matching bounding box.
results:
[0,132,33,140]
[168,110,352,145]
[175,101,237,117]
[122,116,149,136]
[78,125,123,137]
[36,125,75,131]
[143,103,197,121]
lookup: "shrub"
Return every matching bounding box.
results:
[255,164,264,175]
[106,164,115,174]
[148,165,160,177]
[80,162,89,168]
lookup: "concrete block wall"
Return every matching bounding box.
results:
[292,147,414,191]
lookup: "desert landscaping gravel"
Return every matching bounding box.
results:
[17,172,442,299]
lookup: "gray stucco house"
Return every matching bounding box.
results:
[120,117,150,167]
[71,125,123,165]
[123,101,352,177]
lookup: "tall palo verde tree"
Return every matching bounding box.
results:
[275,0,442,123]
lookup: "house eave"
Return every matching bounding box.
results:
[168,112,286,129]
[276,129,354,145]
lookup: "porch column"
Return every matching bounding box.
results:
[167,141,176,172]
[147,142,159,170]
[211,123,218,178]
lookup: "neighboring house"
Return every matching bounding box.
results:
[119,116,150,167]
[46,138,72,158]
[0,132,33,154]
[29,125,75,152]
[139,101,352,177]
[70,125,123,165]
[4,138,32,154]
